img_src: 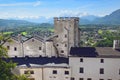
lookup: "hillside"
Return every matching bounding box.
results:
[93,9,120,25]
[0,19,53,30]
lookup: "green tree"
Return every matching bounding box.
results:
[0,33,29,80]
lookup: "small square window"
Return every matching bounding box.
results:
[7,46,10,50]
[24,71,29,74]
[65,44,67,47]
[79,67,84,73]
[14,47,17,51]
[56,44,59,46]
[61,50,64,53]
[71,77,75,80]
[32,39,34,42]
[87,78,92,80]
[30,71,34,74]
[100,59,104,63]
[80,58,83,62]
[53,70,57,74]
[28,78,35,80]
[100,68,104,74]
[65,34,67,38]
[79,78,84,80]
[39,47,41,50]
[65,71,69,75]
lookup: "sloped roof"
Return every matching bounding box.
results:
[3,57,68,67]
[70,47,98,57]
[70,47,120,58]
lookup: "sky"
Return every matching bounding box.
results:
[0,0,120,19]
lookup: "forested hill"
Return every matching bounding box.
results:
[0,19,53,29]
[92,9,120,25]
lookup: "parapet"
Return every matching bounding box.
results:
[54,17,79,21]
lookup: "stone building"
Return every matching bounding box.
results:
[53,17,80,57]
[3,17,80,58]
[69,47,120,80]
[10,57,70,80]
[3,17,120,80]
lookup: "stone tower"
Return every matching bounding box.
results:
[53,17,80,57]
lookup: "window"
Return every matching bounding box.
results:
[56,44,59,46]
[100,79,104,80]
[80,58,83,62]
[53,70,57,74]
[14,47,17,51]
[28,78,35,80]
[24,71,29,74]
[30,71,34,74]
[65,44,67,47]
[61,50,64,53]
[100,68,104,74]
[39,47,41,50]
[79,67,84,73]
[65,34,67,38]
[56,35,58,38]
[7,46,10,50]
[79,78,84,80]
[100,59,104,63]
[32,39,34,42]
[65,71,69,75]
[119,69,120,75]
[24,70,34,74]
[71,77,75,80]
[87,78,92,80]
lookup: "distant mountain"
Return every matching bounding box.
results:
[0,19,36,28]
[0,19,53,29]
[0,9,120,29]
[81,15,99,21]
[93,9,120,25]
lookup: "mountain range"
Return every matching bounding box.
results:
[0,9,120,29]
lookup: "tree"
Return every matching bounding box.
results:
[0,33,29,80]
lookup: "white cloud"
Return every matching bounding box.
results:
[59,10,89,17]
[0,1,41,7]
[33,1,41,7]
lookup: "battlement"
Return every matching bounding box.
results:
[54,17,79,21]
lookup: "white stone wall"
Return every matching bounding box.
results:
[43,67,71,80]
[23,38,45,57]
[45,41,57,57]
[18,67,71,80]
[3,39,23,57]
[19,68,43,80]
[69,57,120,80]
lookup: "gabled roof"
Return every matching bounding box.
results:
[45,34,58,41]
[11,35,29,42]
[22,34,45,43]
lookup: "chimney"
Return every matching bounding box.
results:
[113,40,120,49]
